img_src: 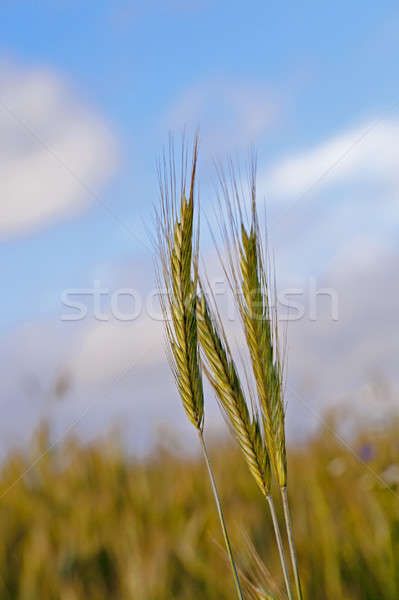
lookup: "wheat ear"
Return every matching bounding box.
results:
[238,213,286,489]
[197,289,270,497]
[156,137,244,600]
[213,159,301,599]
[239,199,303,600]
[197,288,292,599]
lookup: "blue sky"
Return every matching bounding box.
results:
[1,0,398,329]
[0,1,398,449]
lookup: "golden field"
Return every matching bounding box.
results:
[0,413,397,599]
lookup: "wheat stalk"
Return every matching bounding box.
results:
[156,137,244,600]
[281,486,303,600]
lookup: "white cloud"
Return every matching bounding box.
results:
[69,317,164,385]
[164,78,278,153]
[0,61,117,237]
[263,118,399,202]
[285,239,399,413]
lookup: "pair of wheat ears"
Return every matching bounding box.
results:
[156,138,302,600]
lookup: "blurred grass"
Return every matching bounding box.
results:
[0,414,397,599]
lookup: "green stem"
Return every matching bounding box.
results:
[266,494,294,600]
[198,431,245,600]
[281,487,303,600]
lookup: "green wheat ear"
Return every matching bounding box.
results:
[214,158,302,600]
[156,136,245,600]
[197,288,271,497]
[239,203,303,600]
[214,158,287,488]
[239,213,287,489]
[197,285,294,599]
[156,137,203,431]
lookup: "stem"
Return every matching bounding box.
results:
[281,487,303,600]
[266,494,294,600]
[198,430,245,600]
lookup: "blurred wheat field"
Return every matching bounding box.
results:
[0,415,397,600]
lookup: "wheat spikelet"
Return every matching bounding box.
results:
[197,289,271,497]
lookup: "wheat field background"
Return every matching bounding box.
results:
[0,409,397,600]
